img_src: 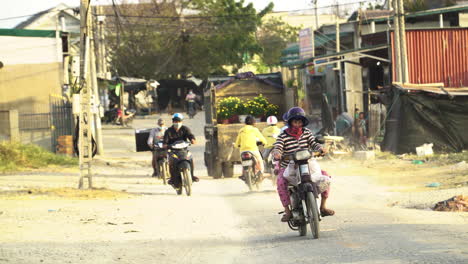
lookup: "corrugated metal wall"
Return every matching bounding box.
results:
[391,29,468,87]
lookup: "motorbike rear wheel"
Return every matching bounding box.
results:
[245,169,253,192]
[158,160,167,185]
[306,192,320,239]
[182,168,192,196]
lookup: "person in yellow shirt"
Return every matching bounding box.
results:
[235,115,267,177]
[262,116,281,173]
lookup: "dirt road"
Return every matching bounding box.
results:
[0,112,467,264]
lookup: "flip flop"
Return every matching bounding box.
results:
[320,208,335,217]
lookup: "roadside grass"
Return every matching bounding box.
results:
[375,150,468,165]
[0,142,77,173]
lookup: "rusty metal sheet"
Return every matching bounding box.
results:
[391,29,468,88]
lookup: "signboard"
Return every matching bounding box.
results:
[299,28,314,60]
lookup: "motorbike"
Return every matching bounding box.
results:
[280,150,324,239]
[168,140,193,196]
[264,133,280,186]
[240,145,265,191]
[187,101,196,119]
[153,142,169,185]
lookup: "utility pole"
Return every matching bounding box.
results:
[78,0,93,189]
[336,4,345,113]
[313,0,319,29]
[392,0,402,83]
[398,0,409,83]
[90,7,104,155]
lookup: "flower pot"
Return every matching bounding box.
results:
[229,114,239,123]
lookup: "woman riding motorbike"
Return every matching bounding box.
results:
[272,107,335,222]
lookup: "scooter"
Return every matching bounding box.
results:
[279,150,326,239]
[152,142,169,185]
[168,140,193,196]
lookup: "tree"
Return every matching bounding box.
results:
[107,0,274,79]
[403,0,455,12]
[257,16,300,68]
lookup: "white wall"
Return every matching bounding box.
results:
[0,36,62,65]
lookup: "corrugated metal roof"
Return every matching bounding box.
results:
[363,5,468,23]
[391,28,468,87]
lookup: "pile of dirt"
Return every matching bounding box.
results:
[0,187,133,200]
[433,195,468,212]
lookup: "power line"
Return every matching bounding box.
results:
[0,7,76,21]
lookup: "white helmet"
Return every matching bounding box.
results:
[266,116,278,125]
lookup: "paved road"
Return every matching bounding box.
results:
[0,112,467,264]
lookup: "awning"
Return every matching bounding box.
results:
[281,32,353,57]
[282,44,389,68]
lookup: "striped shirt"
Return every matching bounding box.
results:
[273,128,323,168]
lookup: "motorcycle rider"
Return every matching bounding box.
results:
[261,116,280,169]
[185,89,196,117]
[272,107,334,222]
[163,113,198,188]
[235,115,267,180]
[147,118,168,177]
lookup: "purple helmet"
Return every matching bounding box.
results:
[282,112,289,122]
[287,107,309,126]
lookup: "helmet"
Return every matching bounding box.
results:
[172,113,184,121]
[157,118,164,125]
[245,115,255,125]
[266,116,278,125]
[282,112,289,122]
[287,107,309,126]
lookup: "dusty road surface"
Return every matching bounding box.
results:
[1,112,467,264]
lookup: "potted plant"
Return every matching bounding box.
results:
[217,96,244,123]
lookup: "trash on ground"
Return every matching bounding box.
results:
[107,222,118,225]
[416,143,434,157]
[412,160,424,165]
[450,161,468,171]
[433,195,468,212]
[426,182,441,187]
[124,230,139,233]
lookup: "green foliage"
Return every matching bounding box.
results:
[257,17,300,67]
[403,0,456,12]
[0,142,77,173]
[265,103,279,117]
[216,94,279,119]
[244,94,277,117]
[217,97,244,120]
[110,0,274,79]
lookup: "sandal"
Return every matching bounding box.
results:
[281,213,292,222]
[320,208,335,217]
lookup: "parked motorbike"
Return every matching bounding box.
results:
[168,140,193,196]
[280,150,324,239]
[153,142,169,185]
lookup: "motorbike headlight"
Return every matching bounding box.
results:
[294,150,311,161]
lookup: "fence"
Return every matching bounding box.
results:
[2,96,73,153]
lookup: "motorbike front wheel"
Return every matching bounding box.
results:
[306,192,320,239]
[182,168,192,196]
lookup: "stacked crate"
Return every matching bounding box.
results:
[56,135,74,156]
